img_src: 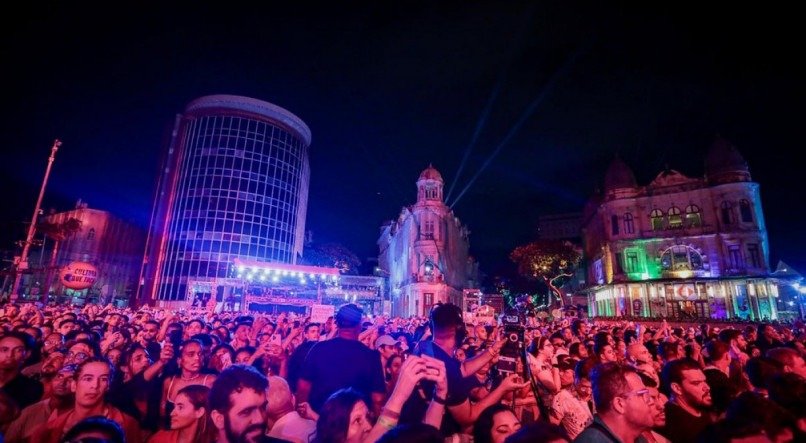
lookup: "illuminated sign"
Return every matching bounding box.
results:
[60,262,98,290]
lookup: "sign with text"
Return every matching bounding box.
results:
[60,262,98,290]
[310,304,335,324]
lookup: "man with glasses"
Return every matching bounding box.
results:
[658,358,713,443]
[0,331,44,409]
[5,363,77,442]
[575,362,655,443]
[64,340,98,366]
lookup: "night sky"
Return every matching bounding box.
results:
[2,2,803,284]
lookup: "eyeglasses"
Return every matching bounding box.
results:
[67,351,89,361]
[621,388,653,404]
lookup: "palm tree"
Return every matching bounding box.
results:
[38,218,82,302]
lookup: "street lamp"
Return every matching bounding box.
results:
[10,139,61,303]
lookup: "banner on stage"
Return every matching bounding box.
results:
[310,304,335,323]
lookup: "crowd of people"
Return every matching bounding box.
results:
[0,300,804,443]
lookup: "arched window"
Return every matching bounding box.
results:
[87,228,96,240]
[650,209,664,231]
[685,205,702,227]
[623,213,635,234]
[739,199,753,223]
[720,201,734,225]
[611,214,620,236]
[660,245,704,271]
[668,206,682,228]
[421,215,434,239]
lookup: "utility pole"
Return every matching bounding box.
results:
[10,139,61,303]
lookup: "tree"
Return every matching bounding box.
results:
[38,217,82,301]
[509,240,582,308]
[302,242,361,275]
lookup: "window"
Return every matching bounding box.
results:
[425,186,438,200]
[614,252,624,274]
[684,205,701,227]
[86,228,96,240]
[625,251,639,273]
[721,201,734,225]
[747,243,761,268]
[623,213,635,234]
[668,206,682,228]
[422,216,434,239]
[660,245,705,271]
[728,245,743,269]
[740,199,753,223]
[611,214,620,236]
[424,293,435,315]
[650,209,664,230]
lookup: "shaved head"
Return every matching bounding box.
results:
[266,376,294,420]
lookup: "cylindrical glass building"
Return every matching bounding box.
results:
[142,95,311,303]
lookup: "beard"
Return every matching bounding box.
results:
[224,414,265,443]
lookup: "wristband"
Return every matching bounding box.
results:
[377,415,396,429]
[381,407,401,420]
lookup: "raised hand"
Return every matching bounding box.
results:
[499,373,531,392]
[160,342,175,364]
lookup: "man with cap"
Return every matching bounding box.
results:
[4,363,77,442]
[375,334,399,370]
[296,304,386,415]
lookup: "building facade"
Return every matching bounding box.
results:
[140,95,311,306]
[377,165,478,317]
[537,212,583,241]
[582,137,779,321]
[29,203,145,305]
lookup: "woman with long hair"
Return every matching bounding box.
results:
[472,403,522,443]
[526,336,561,418]
[160,340,215,427]
[314,355,448,443]
[384,354,403,396]
[149,385,216,443]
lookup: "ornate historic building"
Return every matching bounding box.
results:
[581,137,779,320]
[377,165,478,317]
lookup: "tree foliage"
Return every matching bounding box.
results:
[302,242,362,275]
[509,240,582,307]
[37,217,83,241]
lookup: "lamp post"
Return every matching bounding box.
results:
[10,139,61,303]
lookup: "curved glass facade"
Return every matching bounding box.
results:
[152,95,310,301]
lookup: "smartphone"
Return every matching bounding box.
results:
[270,333,282,347]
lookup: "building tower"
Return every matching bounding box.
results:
[140,95,311,306]
[378,165,478,316]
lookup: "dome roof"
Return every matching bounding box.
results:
[705,135,750,183]
[603,157,637,191]
[418,164,443,182]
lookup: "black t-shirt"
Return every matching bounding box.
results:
[400,340,472,436]
[109,371,163,432]
[299,337,386,412]
[0,372,44,409]
[660,401,713,443]
[287,340,317,392]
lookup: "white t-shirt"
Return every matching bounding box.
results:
[551,388,593,439]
